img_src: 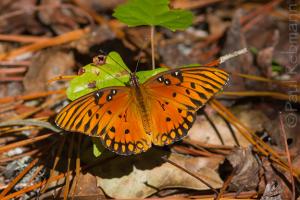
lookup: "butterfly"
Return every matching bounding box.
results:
[55,59,229,155]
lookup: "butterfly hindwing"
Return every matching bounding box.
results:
[144,66,229,145]
[102,102,151,155]
[55,86,151,155]
[147,97,196,145]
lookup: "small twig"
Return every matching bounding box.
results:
[0,89,64,104]
[204,48,248,67]
[0,158,39,198]
[172,0,224,10]
[161,156,219,196]
[219,48,248,64]
[279,112,295,200]
[0,34,48,43]
[0,119,61,133]
[63,134,74,199]
[8,94,65,121]
[190,190,258,199]
[172,146,225,158]
[0,67,27,74]
[241,0,284,32]
[71,135,82,199]
[221,91,300,103]
[215,168,237,200]
[47,75,76,84]
[232,72,300,88]
[184,139,234,150]
[0,149,40,163]
[41,135,66,193]
[0,28,90,61]
[151,25,155,70]
[2,173,67,200]
[0,133,53,154]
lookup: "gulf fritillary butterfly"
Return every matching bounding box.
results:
[55,57,229,155]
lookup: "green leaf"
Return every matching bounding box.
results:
[113,0,194,31]
[137,67,167,83]
[67,51,170,100]
[67,51,130,100]
[92,137,105,157]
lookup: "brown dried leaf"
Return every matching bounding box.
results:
[71,173,105,199]
[187,104,271,147]
[38,0,88,34]
[260,180,282,200]
[0,0,45,34]
[88,149,223,199]
[23,49,74,92]
[225,147,260,191]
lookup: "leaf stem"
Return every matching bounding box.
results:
[150,25,155,69]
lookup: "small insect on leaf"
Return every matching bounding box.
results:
[113,0,194,31]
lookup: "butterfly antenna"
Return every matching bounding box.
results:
[98,66,128,85]
[97,49,131,74]
[134,57,141,73]
[106,53,131,75]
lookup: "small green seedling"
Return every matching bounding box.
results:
[113,0,194,69]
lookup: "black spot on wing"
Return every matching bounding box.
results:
[94,91,103,103]
[91,123,99,135]
[110,126,115,133]
[157,76,164,83]
[190,82,196,89]
[106,94,113,101]
[84,121,90,132]
[164,79,171,85]
[171,70,183,82]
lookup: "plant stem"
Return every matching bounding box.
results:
[150,25,155,69]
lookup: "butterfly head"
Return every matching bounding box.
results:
[129,73,140,87]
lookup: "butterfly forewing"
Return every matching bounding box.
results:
[144,66,229,146]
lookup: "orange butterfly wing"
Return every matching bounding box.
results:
[144,67,229,146]
[55,87,151,155]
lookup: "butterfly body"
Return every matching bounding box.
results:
[55,67,229,155]
[129,73,153,135]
